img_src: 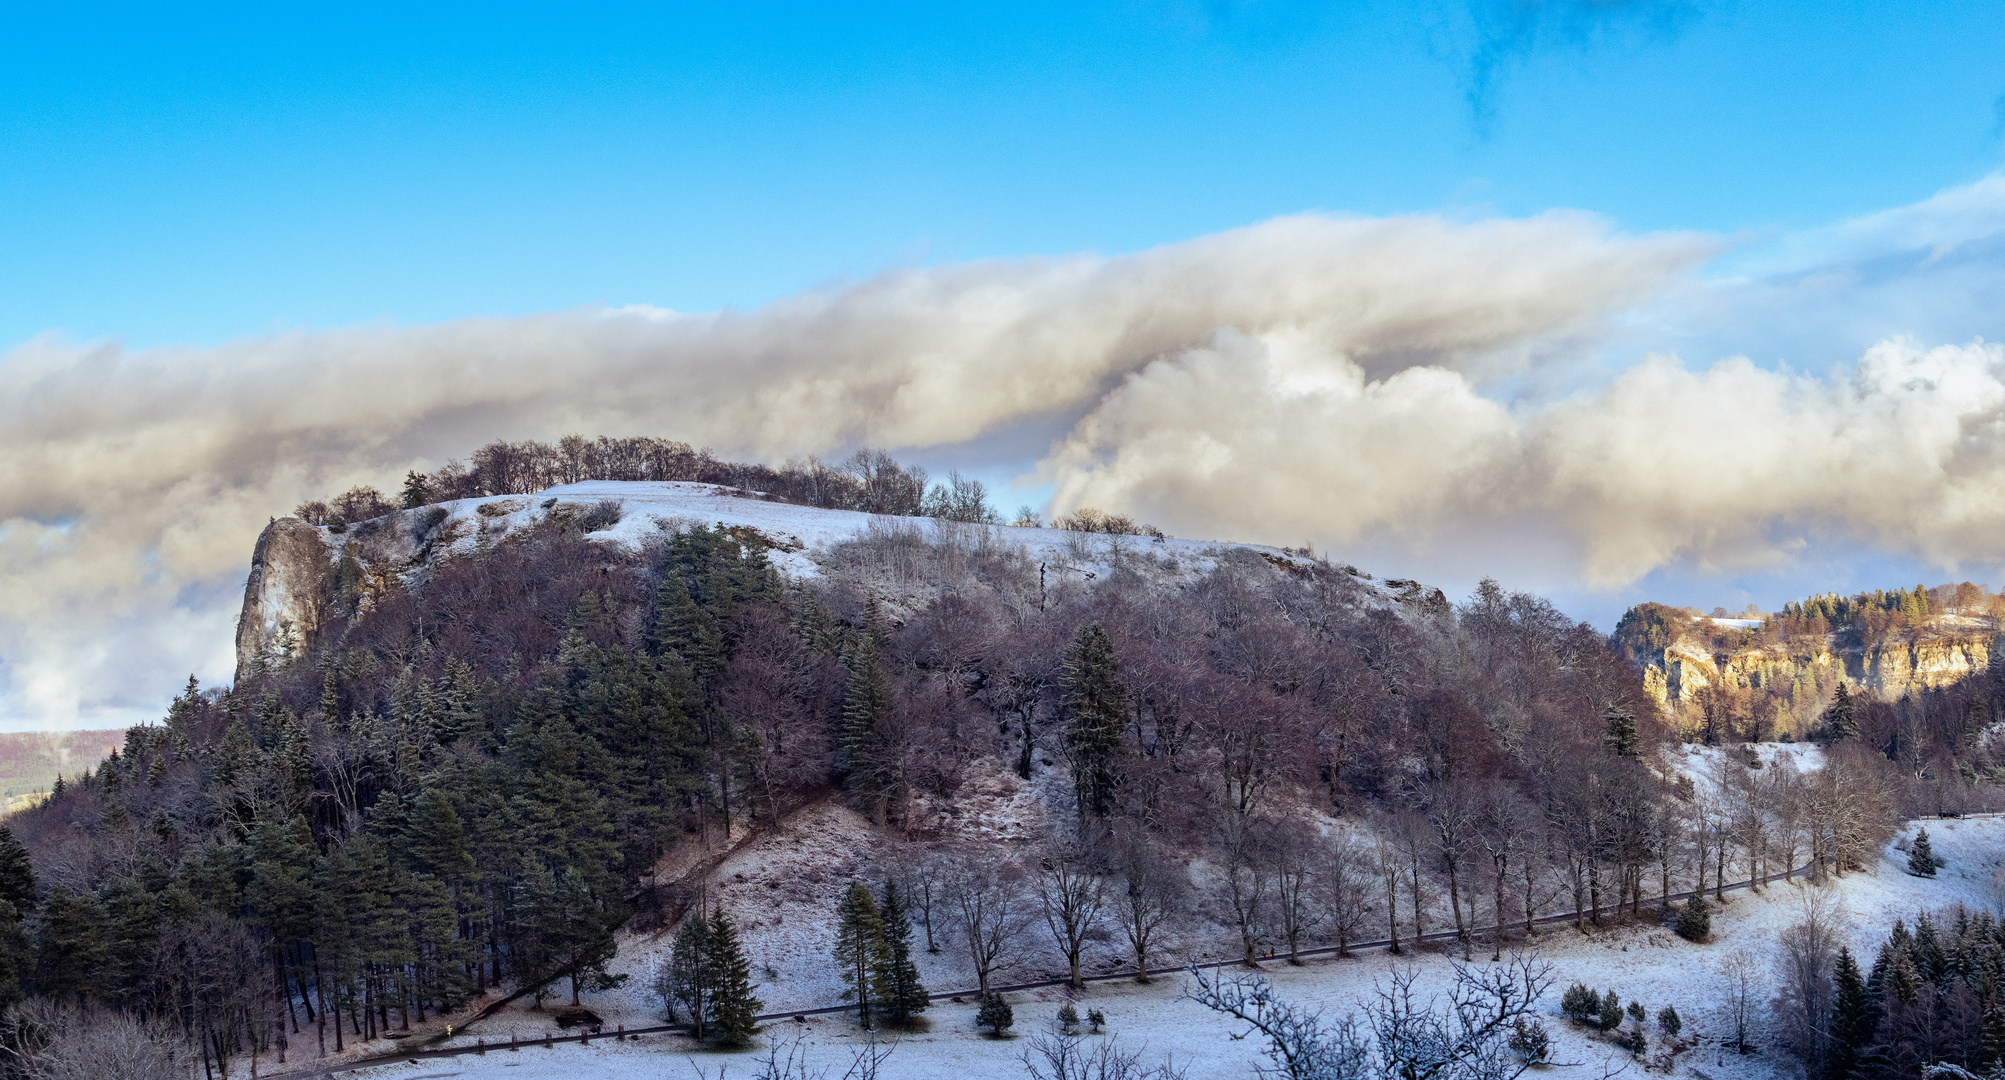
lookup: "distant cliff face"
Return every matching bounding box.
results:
[1636,625,1997,712]
[233,518,338,683]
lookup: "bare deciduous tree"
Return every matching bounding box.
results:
[1772,891,1841,1066]
[1719,947,1760,1055]
[1109,828,1187,981]
[1325,833,1371,959]
[1035,840,1108,989]
[1272,820,1325,965]
[948,854,1030,997]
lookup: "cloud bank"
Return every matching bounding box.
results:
[5,184,2005,730]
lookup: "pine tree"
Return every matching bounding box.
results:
[1598,990,1624,1031]
[400,470,431,509]
[0,827,36,914]
[1603,706,1639,759]
[1657,1006,1681,1036]
[838,638,897,822]
[1908,829,1938,877]
[874,880,927,1023]
[1827,947,1870,1080]
[1062,624,1127,818]
[834,881,886,1030]
[977,993,1014,1036]
[1825,683,1858,742]
[1676,893,1711,942]
[670,909,717,1038]
[705,906,761,1044]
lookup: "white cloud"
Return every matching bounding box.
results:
[27,198,2005,729]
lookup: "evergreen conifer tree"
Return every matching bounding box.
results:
[704,906,761,1044]
[0,827,36,914]
[977,993,1014,1036]
[1598,990,1624,1031]
[400,470,431,509]
[874,880,927,1022]
[1827,946,1870,1080]
[669,908,717,1038]
[1825,683,1858,742]
[1657,1006,1681,1036]
[838,638,897,822]
[834,881,886,1029]
[1676,893,1711,942]
[1603,706,1639,759]
[1908,829,1938,877]
[1062,624,1127,818]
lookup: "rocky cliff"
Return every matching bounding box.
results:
[1638,624,1998,713]
[233,518,338,683]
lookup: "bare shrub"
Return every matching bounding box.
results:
[0,999,186,1080]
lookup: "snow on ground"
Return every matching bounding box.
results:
[396,480,1354,591]
[325,817,2005,1080]
[1666,741,1825,801]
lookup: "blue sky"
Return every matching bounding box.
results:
[9,1,2005,727]
[7,1,2003,349]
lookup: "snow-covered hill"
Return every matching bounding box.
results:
[235,480,1439,679]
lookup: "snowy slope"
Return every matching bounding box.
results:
[323,817,2005,1080]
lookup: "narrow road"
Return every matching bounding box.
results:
[268,855,1829,1079]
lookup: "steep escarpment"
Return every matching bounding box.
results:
[1616,595,2003,737]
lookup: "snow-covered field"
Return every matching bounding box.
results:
[318,817,2005,1080]
[413,480,1333,588]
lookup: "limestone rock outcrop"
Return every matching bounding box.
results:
[1637,627,1997,711]
[233,518,338,683]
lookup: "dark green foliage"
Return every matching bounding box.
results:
[835,881,886,1030]
[1657,1005,1681,1036]
[400,470,431,509]
[1562,982,1600,1023]
[1603,706,1639,759]
[1088,1008,1105,1032]
[670,909,717,1038]
[875,881,927,1022]
[1908,830,1937,877]
[839,636,898,822]
[1615,1027,1648,1055]
[1598,990,1624,1032]
[1825,682,1858,741]
[1626,1000,1645,1024]
[1827,947,1869,1080]
[1058,1002,1080,1032]
[1676,894,1711,942]
[1509,1017,1550,1063]
[705,906,761,1044]
[0,828,35,914]
[1062,624,1126,818]
[977,993,1014,1035]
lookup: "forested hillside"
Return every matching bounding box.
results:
[0,444,1958,1076]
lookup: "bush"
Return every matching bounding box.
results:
[1658,1005,1681,1036]
[1508,1017,1551,1064]
[1561,983,1600,1024]
[1598,990,1624,1032]
[1057,1003,1079,1033]
[579,498,625,533]
[1087,1008,1105,1033]
[1616,1027,1648,1055]
[1676,894,1712,942]
[1627,1000,1645,1024]
[977,994,1014,1036]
